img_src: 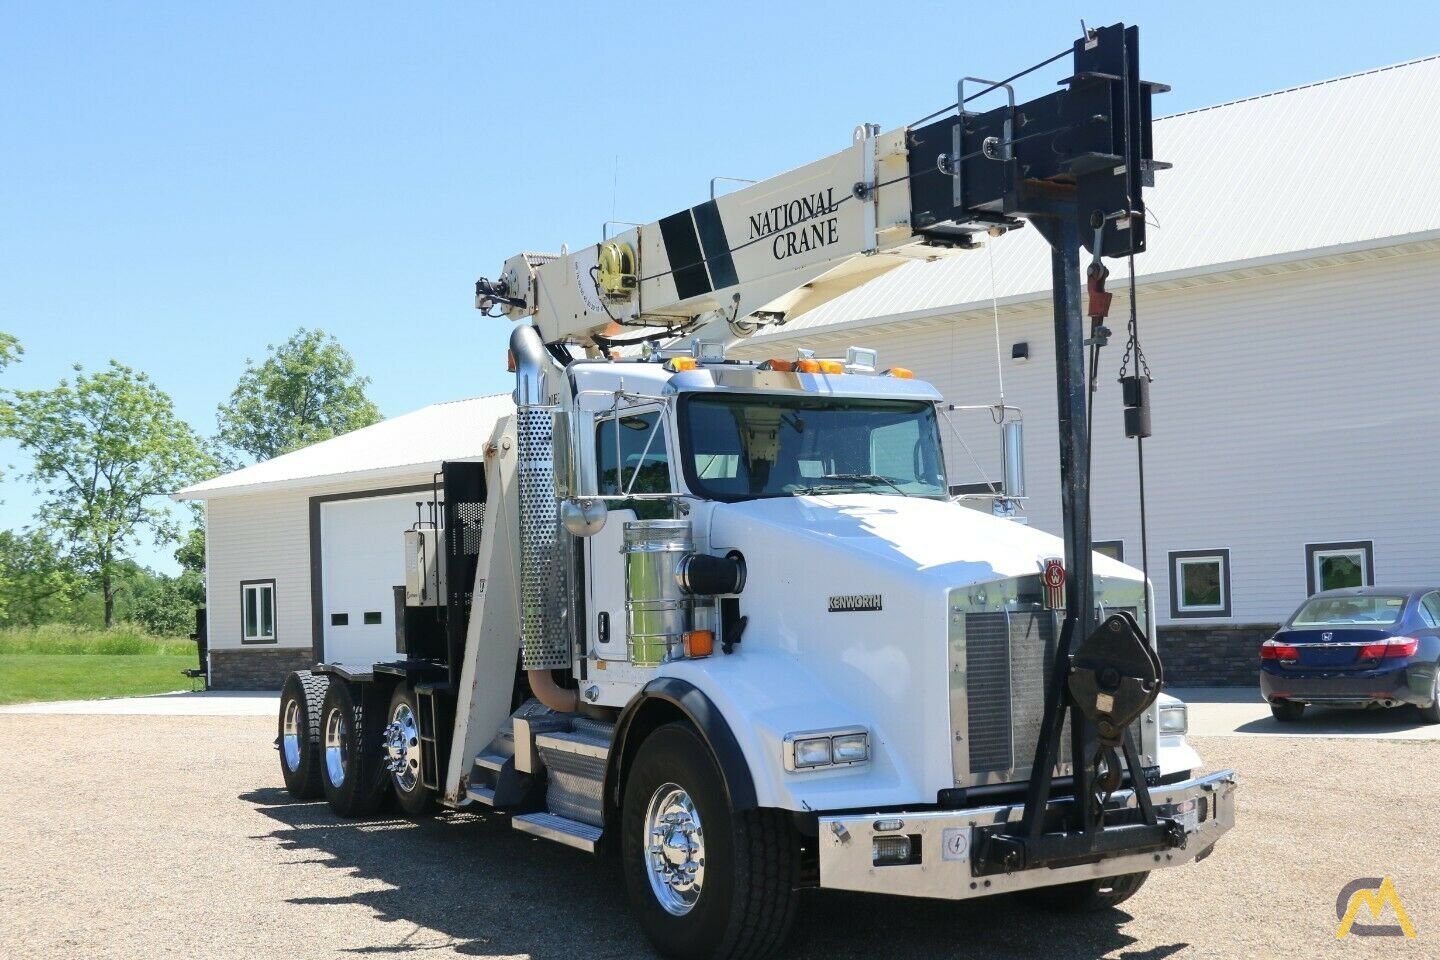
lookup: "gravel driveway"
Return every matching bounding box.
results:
[4,715,1435,959]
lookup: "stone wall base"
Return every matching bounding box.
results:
[1157,624,1277,687]
[210,647,315,691]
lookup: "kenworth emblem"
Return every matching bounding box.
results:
[1042,557,1066,610]
[829,594,883,613]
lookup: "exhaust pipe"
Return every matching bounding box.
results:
[510,325,577,713]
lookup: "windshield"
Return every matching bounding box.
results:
[1290,595,1408,627]
[680,394,947,501]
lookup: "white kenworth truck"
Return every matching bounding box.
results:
[276,23,1234,960]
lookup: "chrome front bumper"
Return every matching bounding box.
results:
[817,768,1236,899]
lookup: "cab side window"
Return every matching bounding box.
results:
[595,410,672,519]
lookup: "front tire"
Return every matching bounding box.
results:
[1270,700,1305,722]
[278,670,329,799]
[385,685,435,816]
[1023,871,1150,911]
[621,722,798,960]
[320,680,391,818]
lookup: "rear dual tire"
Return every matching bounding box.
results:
[320,679,392,818]
[278,671,330,799]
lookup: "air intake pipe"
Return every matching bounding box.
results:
[511,324,578,713]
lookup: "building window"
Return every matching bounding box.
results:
[363,611,383,625]
[331,613,349,626]
[241,580,276,643]
[1169,550,1231,619]
[1305,541,1373,595]
[1094,540,1124,562]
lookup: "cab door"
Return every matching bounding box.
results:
[584,406,674,662]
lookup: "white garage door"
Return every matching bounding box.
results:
[320,493,429,669]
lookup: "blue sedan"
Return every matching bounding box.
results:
[1259,586,1440,723]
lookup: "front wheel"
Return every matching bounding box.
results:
[1023,871,1150,911]
[621,722,799,960]
[1270,700,1305,722]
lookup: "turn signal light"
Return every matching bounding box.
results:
[885,367,914,379]
[797,358,844,374]
[683,629,714,658]
[1260,638,1300,660]
[1359,636,1419,659]
[665,356,698,372]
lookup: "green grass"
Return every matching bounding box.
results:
[0,654,195,704]
[0,625,200,704]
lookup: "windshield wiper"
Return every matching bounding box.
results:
[811,473,912,497]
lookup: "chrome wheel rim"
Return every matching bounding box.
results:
[644,782,705,916]
[384,702,422,793]
[324,706,348,787]
[281,699,302,772]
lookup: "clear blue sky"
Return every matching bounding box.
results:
[3,1,1437,573]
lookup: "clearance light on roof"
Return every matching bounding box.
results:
[761,358,795,372]
[665,356,698,372]
[797,358,844,374]
[885,367,915,379]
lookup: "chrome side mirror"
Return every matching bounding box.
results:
[560,497,608,537]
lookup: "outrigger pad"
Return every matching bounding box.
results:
[1067,611,1163,748]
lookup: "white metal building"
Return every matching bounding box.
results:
[175,395,512,689]
[179,56,1440,688]
[728,55,1440,682]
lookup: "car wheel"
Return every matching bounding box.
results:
[1270,700,1305,722]
[1418,666,1440,725]
[620,722,799,960]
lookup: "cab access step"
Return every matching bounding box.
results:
[465,700,614,853]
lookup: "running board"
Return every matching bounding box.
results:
[512,812,603,852]
[466,783,497,806]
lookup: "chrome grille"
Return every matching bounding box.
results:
[965,611,1071,777]
[950,583,1147,787]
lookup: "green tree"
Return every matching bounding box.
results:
[0,333,21,371]
[215,327,381,463]
[3,362,217,627]
[128,570,199,636]
[0,529,83,626]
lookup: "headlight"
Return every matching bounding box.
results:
[784,727,869,771]
[1158,702,1188,735]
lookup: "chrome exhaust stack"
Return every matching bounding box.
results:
[510,324,577,712]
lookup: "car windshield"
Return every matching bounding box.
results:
[1290,595,1408,627]
[680,394,947,501]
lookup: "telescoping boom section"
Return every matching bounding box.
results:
[279,22,1234,960]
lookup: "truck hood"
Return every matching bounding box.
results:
[707,493,1141,588]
